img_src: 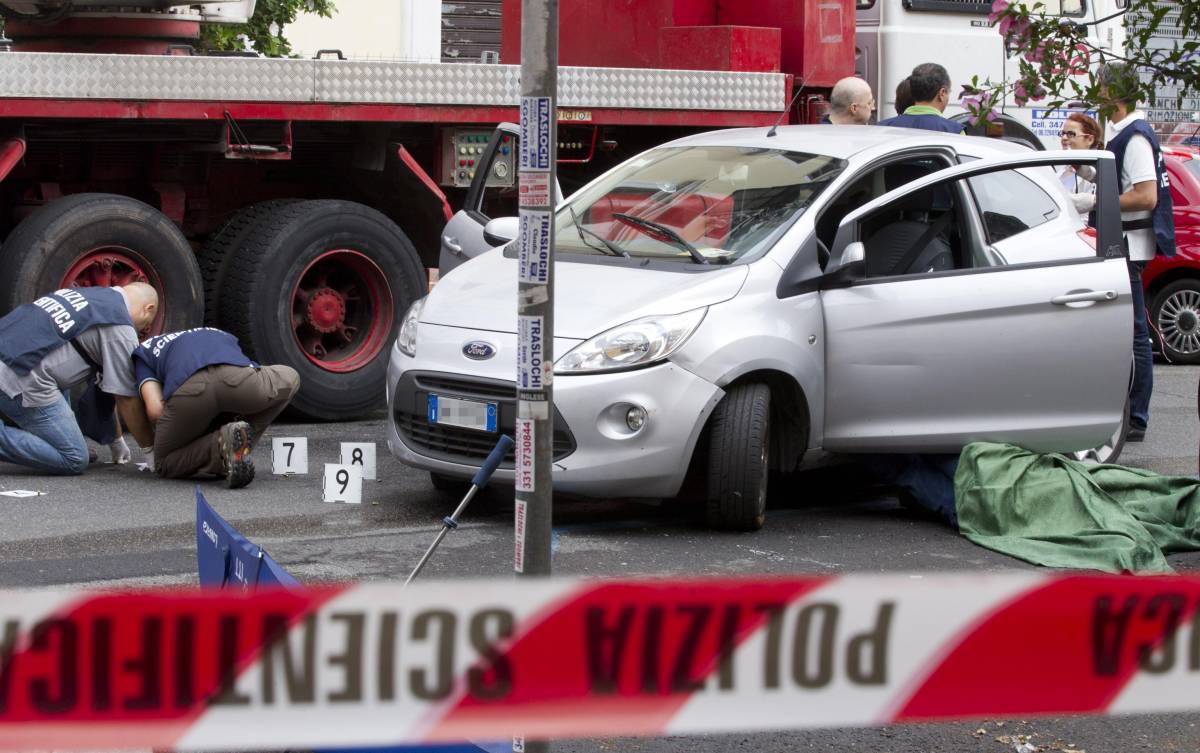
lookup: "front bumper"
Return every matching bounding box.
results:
[386,324,724,498]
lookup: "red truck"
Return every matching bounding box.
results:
[0,0,852,419]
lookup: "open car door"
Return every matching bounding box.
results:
[818,151,1131,458]
[439,122,520,275]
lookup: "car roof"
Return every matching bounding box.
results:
[660,124,1033,162]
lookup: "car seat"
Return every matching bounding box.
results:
[863,187,955,277]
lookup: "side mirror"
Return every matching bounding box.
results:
[483,216,519,246]
[824,241,866,287]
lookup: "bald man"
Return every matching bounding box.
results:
[0,283,158,475]
[822,77,876,125]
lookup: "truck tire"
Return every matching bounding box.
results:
[198,199,299,327]
[0,193,202,332]
[705,382,771,532]
[221,199,426,421]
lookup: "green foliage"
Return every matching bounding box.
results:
[967,0,1199,124]
[199,0,336,58]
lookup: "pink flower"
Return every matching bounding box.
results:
[1014,82,1030,106]
[998,15,1030,46]
[988,0,1010,23]
[1023,42,1047,64]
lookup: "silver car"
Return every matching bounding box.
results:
[388,126,1132,530]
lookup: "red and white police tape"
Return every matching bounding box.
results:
[0,573,1197,751]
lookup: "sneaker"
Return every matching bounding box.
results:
[218,421,255,489]
[1126,424,1146,443]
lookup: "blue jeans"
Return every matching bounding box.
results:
[0,391,88,475]
[1129,261,1153,430]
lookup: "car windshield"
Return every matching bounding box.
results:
[553,145,844,265]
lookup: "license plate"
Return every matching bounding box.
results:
[427,394,498,433]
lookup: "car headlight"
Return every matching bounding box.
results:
[555,308,706,374]
[396,297,425,357]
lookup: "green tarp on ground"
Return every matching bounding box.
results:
[955,442,1200,574]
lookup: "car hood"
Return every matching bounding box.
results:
[423,249,750,339]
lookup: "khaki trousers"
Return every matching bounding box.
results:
[154,364,300,479]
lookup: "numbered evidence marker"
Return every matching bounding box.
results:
[339,442,377,480]
[323,463,363,505]
[272,437,309,475]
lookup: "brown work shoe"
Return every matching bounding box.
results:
[218,421,255,489]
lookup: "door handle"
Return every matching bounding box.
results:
[1051,290,1117,305]
[442,235,464,257]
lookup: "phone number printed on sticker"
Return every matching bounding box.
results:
[519,210,552,284]
[520,96,553,171]
[516,421,534,495]
[519,172,552,209]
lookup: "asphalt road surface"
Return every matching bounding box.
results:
[1,364,1198,753]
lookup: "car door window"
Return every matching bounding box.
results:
[968,169,1060,244]
[855,179,974,277]
[814,155,951,261]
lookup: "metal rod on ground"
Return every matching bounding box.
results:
[517,2,557,752]
[405,435,513,587]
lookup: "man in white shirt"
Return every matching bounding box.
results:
[1094,62,1177,441]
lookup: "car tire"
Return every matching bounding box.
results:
[0,193,202,333]
[1151,279,1200,365]
[1069,396,1128,465]
[705,382,770,532]
[220,200,426,421]
[199,199,299,326]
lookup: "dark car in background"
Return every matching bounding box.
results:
[1144,145,1200,363]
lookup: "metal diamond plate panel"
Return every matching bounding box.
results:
[0,52,786,112]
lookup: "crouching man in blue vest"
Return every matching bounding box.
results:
[0,283,159,475]
[132,328,300,488]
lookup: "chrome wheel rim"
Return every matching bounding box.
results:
[1158,288,1200,357]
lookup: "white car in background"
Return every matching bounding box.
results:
[388,125,1132,531]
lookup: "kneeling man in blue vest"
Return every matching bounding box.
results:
[0,284,299,488]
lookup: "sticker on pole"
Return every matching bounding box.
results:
[520,96,552,171]
[323,463,363,504]
[514,498,528,572]
[518,210,552,284]
[519,172,552,209]
[339,442,377,481]
[515,418,534,494]
[517,315,549,391]
[272,437,308,475]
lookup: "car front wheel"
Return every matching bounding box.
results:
[705,382,770,532]
[1152,279,1200,364]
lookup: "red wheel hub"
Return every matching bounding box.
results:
[290,249,394,373]
[306,287,346,334]
[61,246,166,334]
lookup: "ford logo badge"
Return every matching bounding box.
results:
[462,341,496,360]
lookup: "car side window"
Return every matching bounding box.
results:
[815,156,950,260]
[968,170,1060,244]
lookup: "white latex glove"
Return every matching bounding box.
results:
[138,447,155,473]
[1070,192,1096,214]
[108,435,131,465]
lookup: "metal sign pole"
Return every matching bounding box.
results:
[515,5,556,585]
[515,2,556,751]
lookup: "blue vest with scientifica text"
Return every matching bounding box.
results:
[0,287,132,375]
[1107,118,1176,258]
[133,328,257,401]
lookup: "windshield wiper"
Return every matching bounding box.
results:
[612,212,713,264]
[569,206,631,259]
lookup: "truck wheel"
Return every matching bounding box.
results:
[198,199,300,327]
[221,200,425,421]
[705,382,771,532]
[0,193,202,332]
[1151,279,1200,365]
